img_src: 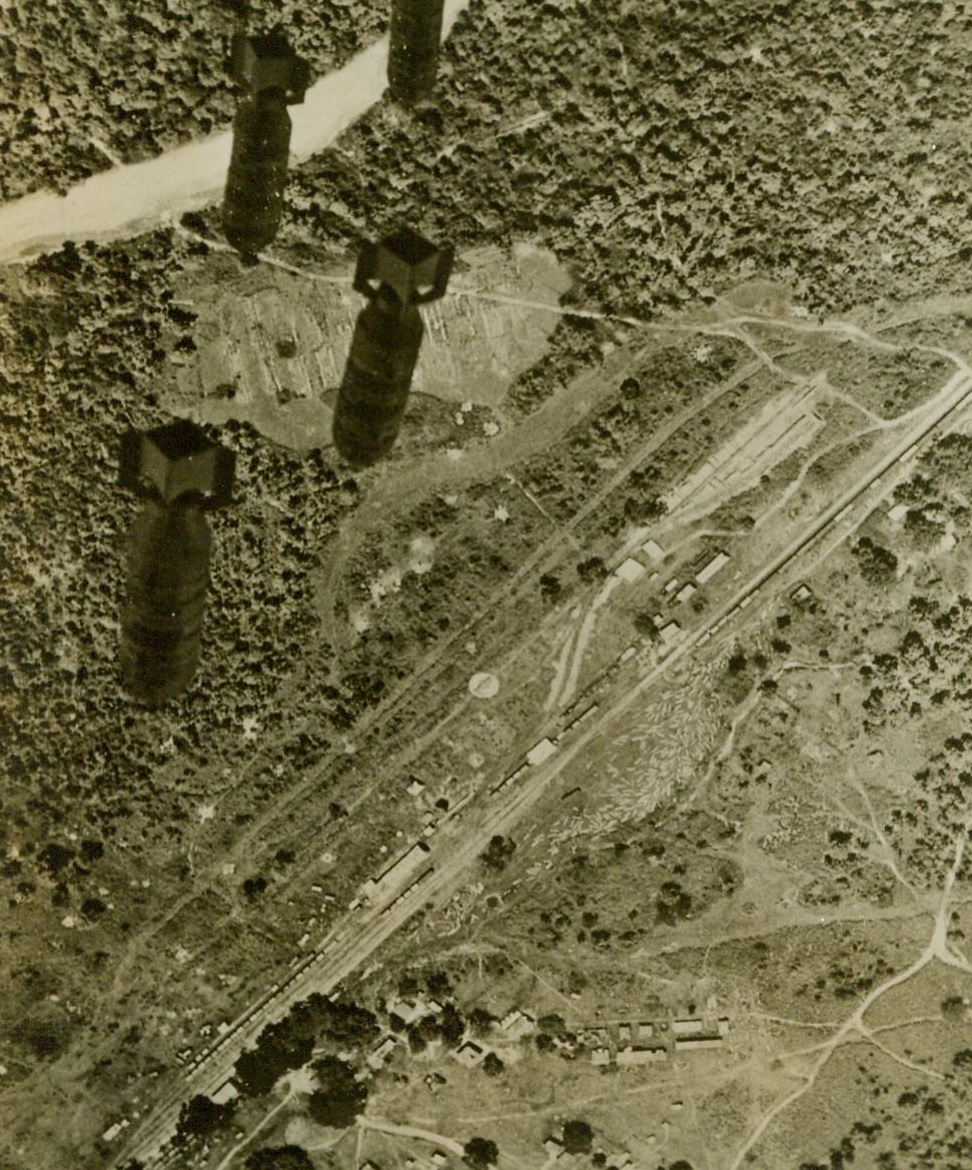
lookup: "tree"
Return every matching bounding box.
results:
[440,1002,465,1045]
[398,973,421,997]
[481,835,516,872]
[576,556,608,583]
[245,1146,314,1170]
[174,1094,235,1143]
[655,881,692,924]
[727,649,747,674]
[426,969,453,997]
[623,493,666,524]
[37,842,75,875]
[463,1138,500,1169]
[562,1120,593,1155]
[236,1019,314,1097]
[904,506,946,549]
[851,537,898,586]
[315,998,380,1046]
[242,874,267,900]
[482,1052,504,1077]
[919,432,972,494]
[306,1056,368,1128]
[632,610,660,639]
[407,1023,429,1053]
[539,573,563,603]
[537,1013,567,1037]
[80,838,104,863]
[468,1007,495,1037]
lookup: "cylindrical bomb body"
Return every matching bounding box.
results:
[120,497,212,707]
[332,290,425,467]
[221,92,292,261]
[388,0,446,105]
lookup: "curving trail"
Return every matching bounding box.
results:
[729,831,971,1170]
[0,0,472,265]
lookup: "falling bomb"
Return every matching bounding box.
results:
[332,226,454,467]
[118,420,235,706]
[221,30,310,263]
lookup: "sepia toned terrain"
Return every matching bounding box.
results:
[3,2,972,1170]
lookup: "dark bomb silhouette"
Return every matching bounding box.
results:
[118,420,235,706]
[221,30,310,263]
[332,226,453,467]
[388,0,446,106]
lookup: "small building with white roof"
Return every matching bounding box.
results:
[614,558,646,583]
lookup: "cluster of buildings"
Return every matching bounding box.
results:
[610,538,733,650]
[542,1137,636,1165]
[579,1015,730,1067]
[614,541,730,600]
[362,1152,451,1170]
[451,1009,537,1067]
[365,993,449,1071]
[365,998,537,1077]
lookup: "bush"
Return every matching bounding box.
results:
[539,573,563,602]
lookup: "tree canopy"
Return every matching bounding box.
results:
[173,1094,235,1143]
[236,1020,314,1097]
[481,835,516,872]
[235,994,379,1098]
[851,536,898,586]
[306,1056,368,1128]
[562,1120,594,1155]
[463,1137,500,1169]
[245,1145,315,1170]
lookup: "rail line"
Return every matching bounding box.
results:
[118,359,972,1168]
